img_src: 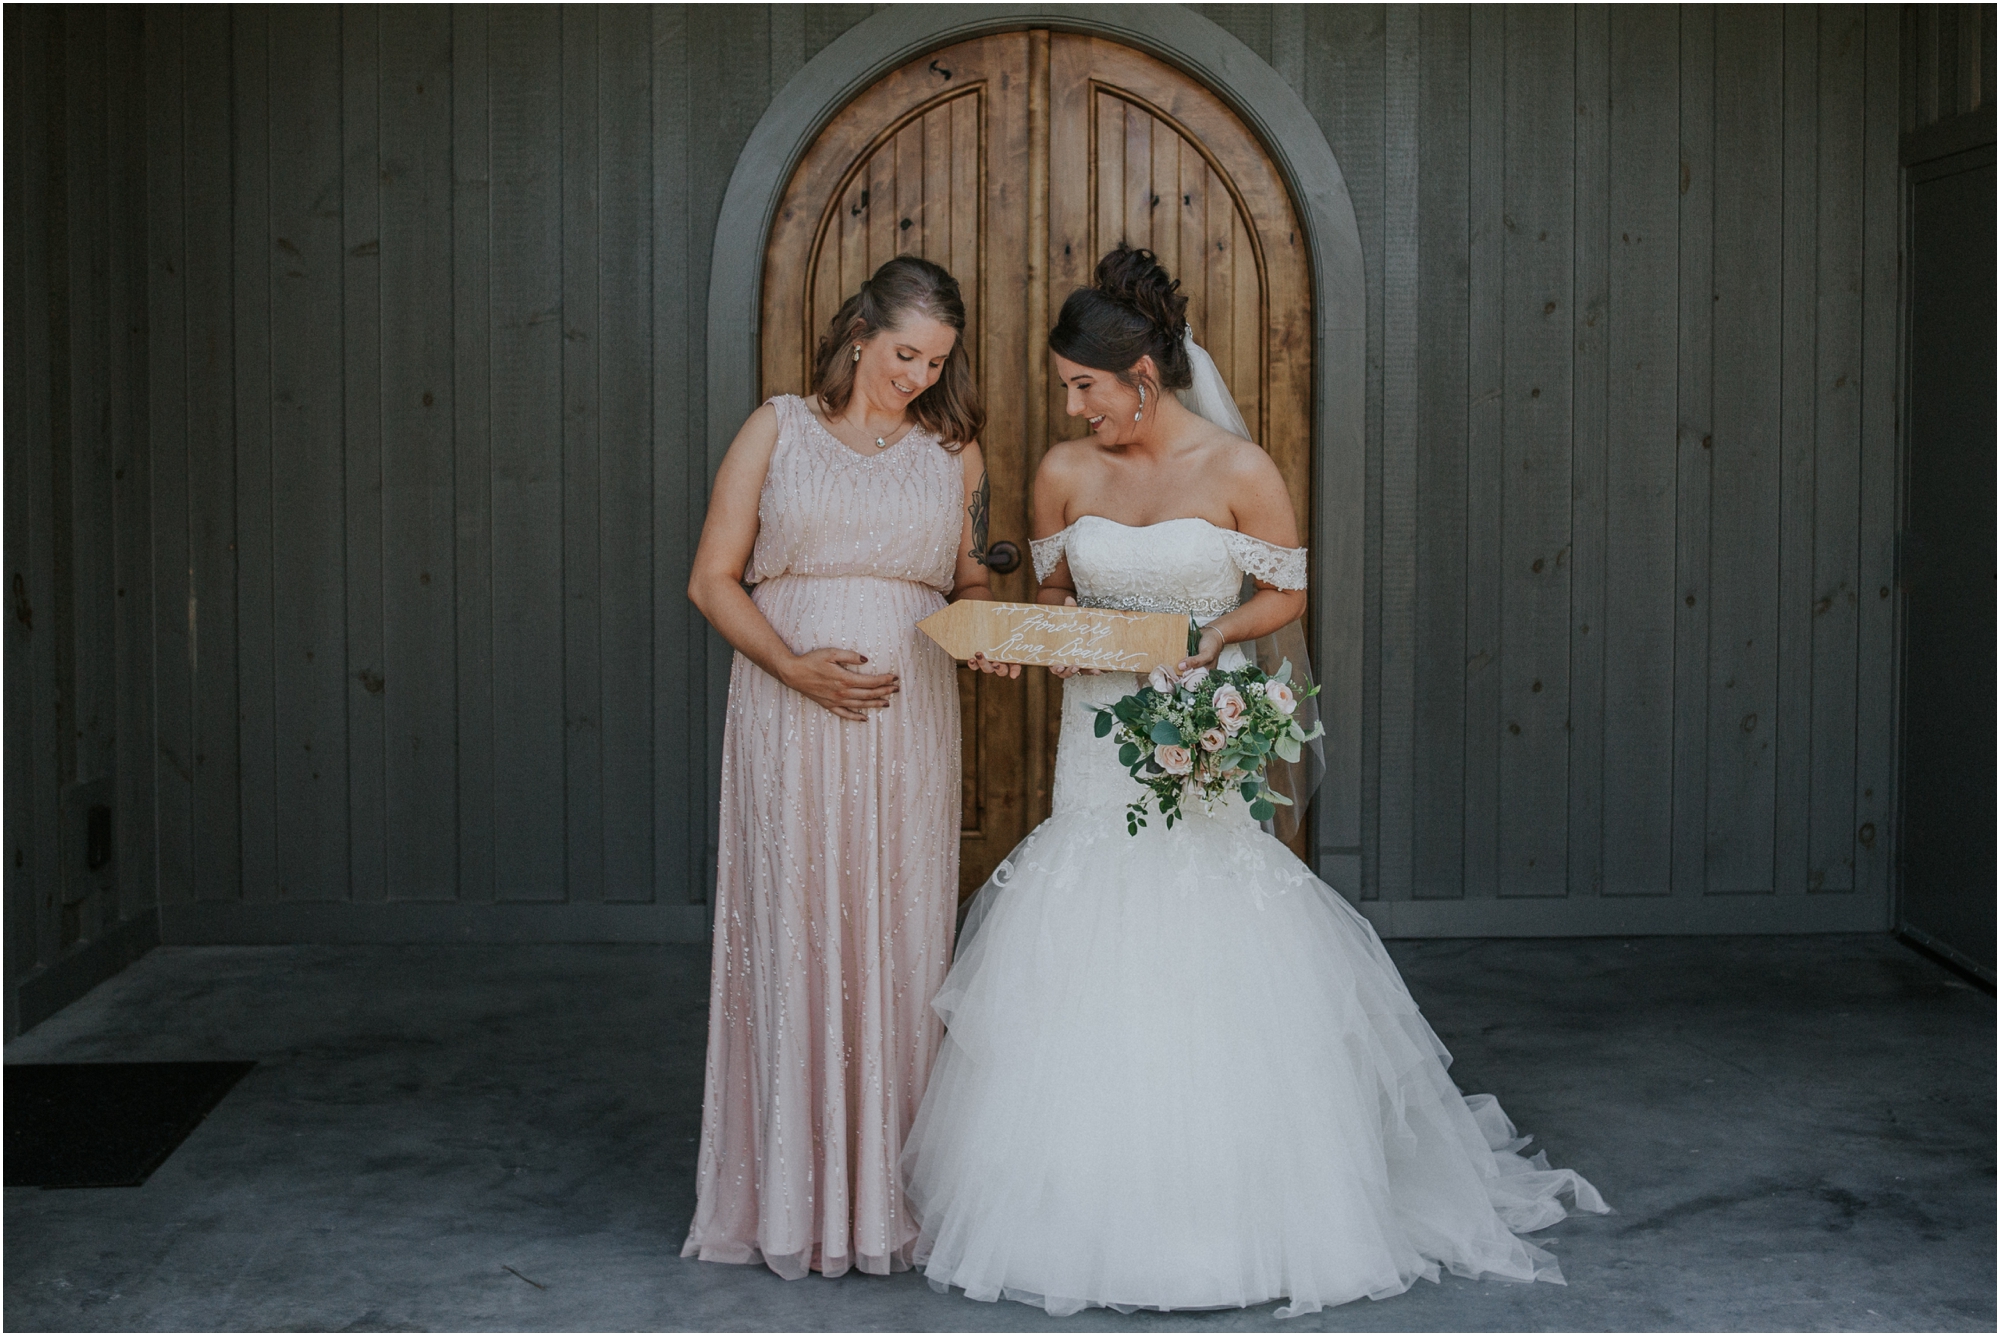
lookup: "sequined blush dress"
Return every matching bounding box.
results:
[682,394,965,1280]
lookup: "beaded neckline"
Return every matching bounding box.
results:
[796,396,929,462]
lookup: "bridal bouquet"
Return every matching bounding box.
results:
[1093,658,1324,835]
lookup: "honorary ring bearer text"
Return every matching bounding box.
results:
[915,600,1191,674]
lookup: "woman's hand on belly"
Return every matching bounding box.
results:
[780,648,900,721]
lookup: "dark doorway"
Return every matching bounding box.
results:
[1898,142,1996,982]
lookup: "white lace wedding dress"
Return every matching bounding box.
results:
[900,515,1608,1318]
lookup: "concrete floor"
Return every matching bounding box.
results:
[3,933,1992,1333]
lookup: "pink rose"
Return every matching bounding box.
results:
[1212,685,1250,733]
[1150,664,1212,694]
[1154,744,1193,775]
[1199,727,1228,753]
[1262,680,1298,715]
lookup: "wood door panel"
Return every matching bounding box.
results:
[1049,37,1313,534]
[763,31,1315,887]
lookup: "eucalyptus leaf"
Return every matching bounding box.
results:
[1149,719,1184,747]
[1118,742,1140,766]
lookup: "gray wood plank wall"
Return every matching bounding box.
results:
[127,3,903,943]
[1902,1,1996,129]
[6,4,161,1037]
[7,5,1919,994]
[1221,3,1905,932]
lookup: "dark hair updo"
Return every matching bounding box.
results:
[1047,244,1193,391]
[812,254,984,449]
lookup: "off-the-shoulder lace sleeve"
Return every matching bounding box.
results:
[1222,530,1309,590]
[1030,525,1074,583]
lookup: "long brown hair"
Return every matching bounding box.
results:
[811,255,984,450]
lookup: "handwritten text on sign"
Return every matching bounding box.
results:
[916,600,1190,673]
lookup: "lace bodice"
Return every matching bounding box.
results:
[1030,516,1307,620]
[746,395,964,591]
[1031,517,1309,818]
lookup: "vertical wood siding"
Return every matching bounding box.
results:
[1233,2,1899,930]
[381,5,459,904]
[115,3,902,929]
[1411,4,1470,904]
[7,4,160,1035]
[1602,4,1681,897]
[1902,2,1996,129]
[9,4,1907,960]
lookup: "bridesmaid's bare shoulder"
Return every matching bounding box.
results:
[716,402,783,484]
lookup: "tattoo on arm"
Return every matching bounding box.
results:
[968,470,991,566]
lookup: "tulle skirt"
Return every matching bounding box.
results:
[900,794,1607,1317]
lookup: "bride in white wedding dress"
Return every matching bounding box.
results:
[901,246,1607,1318]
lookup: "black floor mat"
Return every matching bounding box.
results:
[6,1061,256,1188]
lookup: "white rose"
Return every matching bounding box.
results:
[1178,666,1210,692]
[1198,727,1228,753]
[1262,680,1298,715]
[1149,664,1178,694]
[1212,685,1250,734]
[1154,744,1193,775]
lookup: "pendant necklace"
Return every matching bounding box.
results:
[836,405,894,452]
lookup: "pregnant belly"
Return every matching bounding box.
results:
[752,574,948,680]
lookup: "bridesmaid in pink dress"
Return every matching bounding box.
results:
[682,256,1015,1280]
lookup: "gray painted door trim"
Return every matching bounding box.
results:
[704,3,1366,885]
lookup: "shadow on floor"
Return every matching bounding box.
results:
[3,934,1993,1332]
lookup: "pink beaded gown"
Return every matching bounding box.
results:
[682,394,965,1280]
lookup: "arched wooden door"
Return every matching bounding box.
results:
[763,31,1313,893]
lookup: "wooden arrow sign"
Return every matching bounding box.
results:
[917,600,1191,673]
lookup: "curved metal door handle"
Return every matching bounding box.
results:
[984,540,1021,575]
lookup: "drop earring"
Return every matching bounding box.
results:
[853,344,862,363]
[1134,383,1146,422]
